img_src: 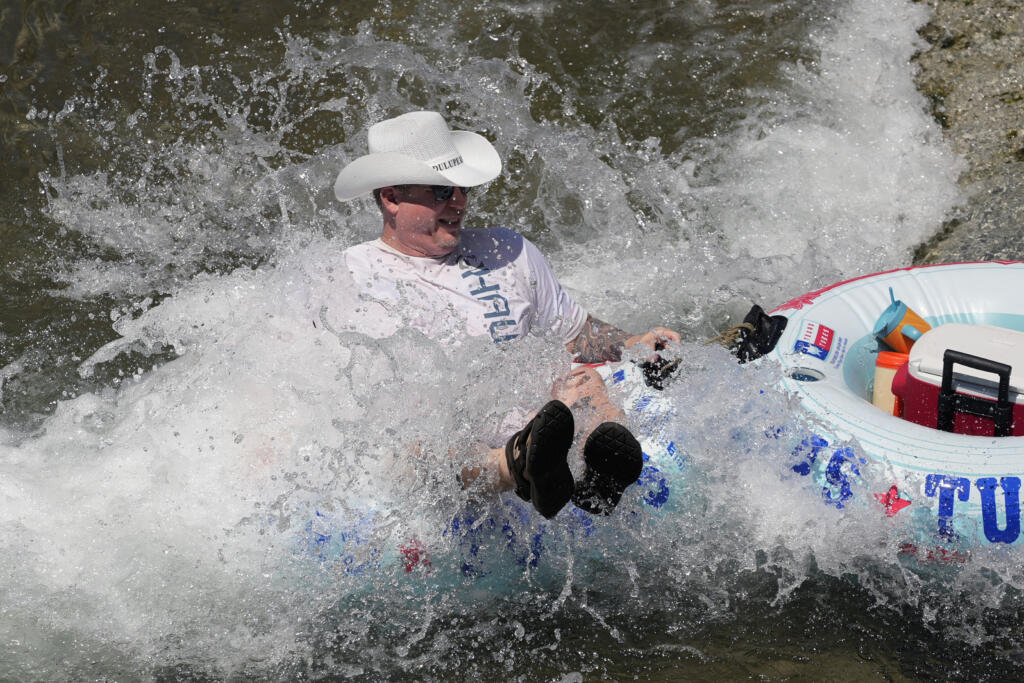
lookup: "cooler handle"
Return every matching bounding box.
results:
[937,349,1014,437]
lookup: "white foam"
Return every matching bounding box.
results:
[554,0,962,332]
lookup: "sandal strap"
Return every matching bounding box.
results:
[504,423,533,502]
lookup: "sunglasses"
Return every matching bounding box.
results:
[420,185,471,202]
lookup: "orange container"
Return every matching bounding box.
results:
[872,351,909,415]
[879,307,931,354]
[872,290,932,354]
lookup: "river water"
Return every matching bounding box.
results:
[3,0,1021,680]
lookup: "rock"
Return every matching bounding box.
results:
[911,0,1024,264]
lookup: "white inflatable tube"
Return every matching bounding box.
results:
[768,261,1024,549]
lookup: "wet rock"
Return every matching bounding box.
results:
[912,0,1024,264]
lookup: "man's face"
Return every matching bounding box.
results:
[382,185,470,257]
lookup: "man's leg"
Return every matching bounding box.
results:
[552,366,644,515]
[550,365,624,439]
[459,369,640,517]
[459,446,513,493]
[460,401,575,519]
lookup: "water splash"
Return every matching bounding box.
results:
[3,0,1011,679]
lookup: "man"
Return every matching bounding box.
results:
[330,111,679,520]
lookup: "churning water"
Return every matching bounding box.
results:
[3,0,1019,679]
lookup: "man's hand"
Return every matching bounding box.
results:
[625,326,681,357]
[568,316,680,364]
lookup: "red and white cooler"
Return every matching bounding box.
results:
[891,323,1024,436]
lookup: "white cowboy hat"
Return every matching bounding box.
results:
[334,111,502,201]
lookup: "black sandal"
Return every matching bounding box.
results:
[505,400,575,519]
[572,422,643,515]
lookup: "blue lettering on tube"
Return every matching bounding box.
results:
[925,474,971,541]
[822,447,859,508]
[976,477,1021,544]
[638,463,670,508]
[791,435,829,476]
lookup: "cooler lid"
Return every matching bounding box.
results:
[909,323,1024,393]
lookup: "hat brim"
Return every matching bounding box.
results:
[334,130,501,201]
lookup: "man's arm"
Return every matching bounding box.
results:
[566,315,682,363]
[565,315,632,363]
